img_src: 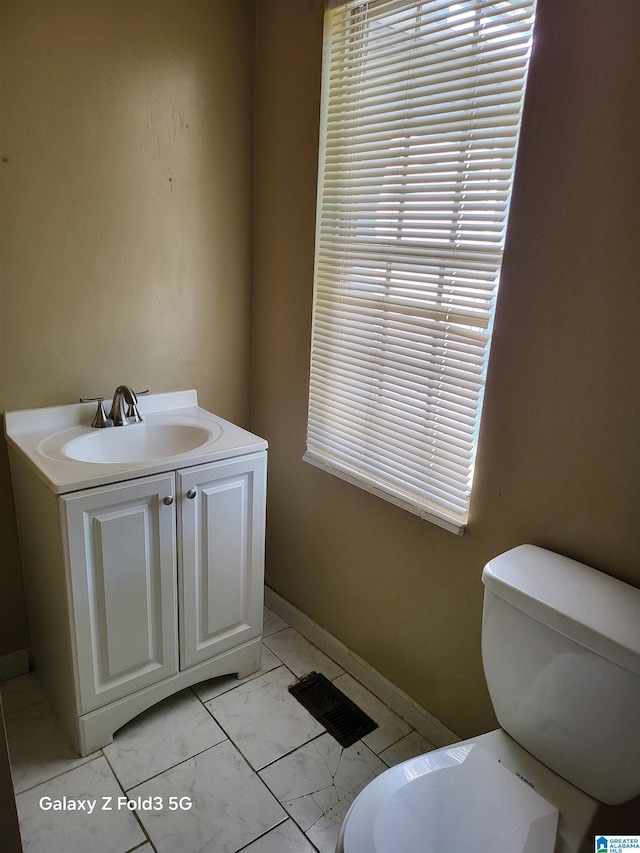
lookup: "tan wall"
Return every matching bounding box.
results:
[253,0,640,742]
[0,0,256,656]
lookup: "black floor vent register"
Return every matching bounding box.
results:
[289,671,378,748]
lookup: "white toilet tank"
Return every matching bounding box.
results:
[481,545,640,805]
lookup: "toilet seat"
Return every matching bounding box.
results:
[338,742,559,853]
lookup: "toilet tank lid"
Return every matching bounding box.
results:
[482,545,640,675]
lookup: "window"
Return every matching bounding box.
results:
[305,0,536,533]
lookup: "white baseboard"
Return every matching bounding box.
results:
[0,649,30,683]
[264,586,459,748]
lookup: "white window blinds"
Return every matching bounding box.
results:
[305,0,536,534]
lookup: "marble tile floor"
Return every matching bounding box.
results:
[1,605,437,853]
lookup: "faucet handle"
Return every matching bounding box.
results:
[126,389,149,423]
[79,397,113,429]
[126,401,142,423]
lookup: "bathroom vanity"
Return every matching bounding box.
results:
[4,390,267,756]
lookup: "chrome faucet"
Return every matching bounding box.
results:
[110,385,143,426]
[80,386,148,428]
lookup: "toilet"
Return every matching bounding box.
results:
[337,545,640,853]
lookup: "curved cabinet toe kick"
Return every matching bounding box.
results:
[9,450,267,757]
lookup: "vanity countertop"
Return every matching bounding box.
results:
[4,390,267,494]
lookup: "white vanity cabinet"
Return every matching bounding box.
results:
[9,441,266,756]
[61,473,180,714]
[60,453,266,730]
[6,391,268,756]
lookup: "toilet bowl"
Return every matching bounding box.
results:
[337,546,640,853]
[337,729,597,853]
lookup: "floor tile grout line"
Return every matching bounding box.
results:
[263,629,346,678]
[255,731,328,776]
[126,841,157,853]
[191,656,298,706]
[245,819,323,853]
[234,816,323,853]
[0,694,49,717]
[232,740,323,853]
[10,750,105,797]
[200,699,326,791]
[100,746,155,849]
[183,718,325,852]
[232,815,290,852]
[116,736,230,794]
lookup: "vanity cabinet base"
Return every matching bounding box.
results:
[78,637,262,756]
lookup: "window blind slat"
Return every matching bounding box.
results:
[316,242,508,270]
[306,0,536,533]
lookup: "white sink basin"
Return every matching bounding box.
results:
[5,390,268,493]
[63,424,213,464]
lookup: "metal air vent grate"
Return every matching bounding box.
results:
[288,671,378,748]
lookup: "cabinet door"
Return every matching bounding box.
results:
[61,474,179,713]
[178,453,266,670]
